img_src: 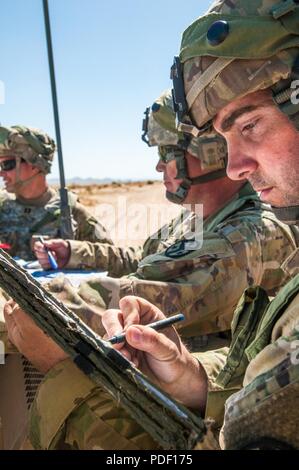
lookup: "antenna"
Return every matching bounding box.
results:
[42,0,74,239]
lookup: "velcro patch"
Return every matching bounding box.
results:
[165,239,201,258]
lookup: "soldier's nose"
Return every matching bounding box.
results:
[226,137,258,181]
[156,160,165,173]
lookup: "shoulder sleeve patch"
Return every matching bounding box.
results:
[165,239,202,258]
[220,224,247,244]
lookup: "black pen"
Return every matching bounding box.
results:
[107,313,185,344]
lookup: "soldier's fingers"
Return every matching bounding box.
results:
[6,303,41,336]
[4,299,15,316]
[116,344,134,362]
[119,296,165,328]
[102,309,124,338]
[35,251,50,261]
[33,241,45,253]
[3,303,22,345]
[125,325,180,362]
[33,245,50,264]
[37,257,51,269]
[45,239,68,252]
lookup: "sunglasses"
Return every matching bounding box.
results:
[0,158,25,172]
[0,159,17,172]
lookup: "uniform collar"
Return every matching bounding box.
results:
[16,186,55,207]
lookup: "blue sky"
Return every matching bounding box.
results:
[0,0,211,181]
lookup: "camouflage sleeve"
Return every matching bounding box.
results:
[29,349,227,451]
[221,320,299,449]
[45,215,296,342]
[29,359,159,450]
[193,348,240,428]
[193,348,229,390]
[64,209,193,277]
[29,350,230,450]
[66,240,144,277]
[71,201,114,245]
[117,216,296,337]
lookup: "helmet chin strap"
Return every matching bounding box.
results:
[165,151,227,204]
[9,157,42,195]
[165,169,227,204]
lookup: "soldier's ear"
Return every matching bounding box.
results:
[29,163,39,173]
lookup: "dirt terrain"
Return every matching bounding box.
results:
[68,181,181,247]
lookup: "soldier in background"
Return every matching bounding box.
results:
[0,125,112,261]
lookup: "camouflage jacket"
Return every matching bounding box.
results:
[29,251,299,450]
[43,183,298,341]
[66,208,198,277]
[0,187,113,260]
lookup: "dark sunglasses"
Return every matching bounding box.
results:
[0,159,17,171]
[0,158,25,172]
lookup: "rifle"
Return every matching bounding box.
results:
[0,249,207,450]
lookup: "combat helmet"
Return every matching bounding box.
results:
[0,125,56,175]
[142,89,227,203]
[171,0,299,221]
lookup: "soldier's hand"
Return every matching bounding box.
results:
[102,296,208,411]
[34,239,70,270]
[4,299,68,373]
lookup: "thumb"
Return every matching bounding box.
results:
[126,325,179,362]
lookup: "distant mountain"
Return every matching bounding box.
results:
[47,177,155,186]
[47,177,115,186]
[0,177,158,188]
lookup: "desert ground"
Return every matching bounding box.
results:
[68,180,182,247]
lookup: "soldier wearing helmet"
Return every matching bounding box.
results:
[0,125,112,260]
[5,78,299,450]
[142,89,227,205]
[55,0,299,450]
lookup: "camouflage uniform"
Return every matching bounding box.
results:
[0,187,112,260]
[66,208,196,278]
[47,183,297,345]
[0,126,112,259]
[28,0,299,450]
